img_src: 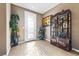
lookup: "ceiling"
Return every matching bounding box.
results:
[13,3,59,14]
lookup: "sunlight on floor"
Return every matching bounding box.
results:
[26,42,37,56]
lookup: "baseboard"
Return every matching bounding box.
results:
[18,39,40,44]
[3,54,7,56]
[72,48,79,53]
[2,46,11,56]
[18,41,26,44]
[7,47,11,56]
[46,39,50,42]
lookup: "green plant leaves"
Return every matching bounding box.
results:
[10,14,20,32]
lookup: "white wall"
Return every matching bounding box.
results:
[6,3,11,55]
[36,14,42,39]
[0,3,6,55]
[0,3,11,56]
[45,26,50,42]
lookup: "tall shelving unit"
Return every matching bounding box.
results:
[50,9,72,51]
[42,15,52,40]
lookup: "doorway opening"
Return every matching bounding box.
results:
[24,11,37,42]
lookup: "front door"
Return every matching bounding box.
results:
[24,11,37,41]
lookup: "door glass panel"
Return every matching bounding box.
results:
[25,11,36,41]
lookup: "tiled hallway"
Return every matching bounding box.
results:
[9,40,79,56]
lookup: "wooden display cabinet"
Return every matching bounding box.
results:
[50,9,72,51]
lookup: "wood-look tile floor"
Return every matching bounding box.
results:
[9,40,79,56]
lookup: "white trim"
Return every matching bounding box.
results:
[2,47,11,56]
[6,47,11,56]
[18,41,26,44]
[6,3,11,56]
[72,48,79,53]
[18,39,39,44]
[3,55,7,56]
[46,39,50,42]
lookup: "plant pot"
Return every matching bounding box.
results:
[11,31,19,47]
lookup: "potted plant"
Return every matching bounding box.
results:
[10,14,20,47]
[38,26,45,40]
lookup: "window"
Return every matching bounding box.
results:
[25,11,37,41]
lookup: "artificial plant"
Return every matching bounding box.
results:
[10,14,20,47]
[38,26,45,40]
